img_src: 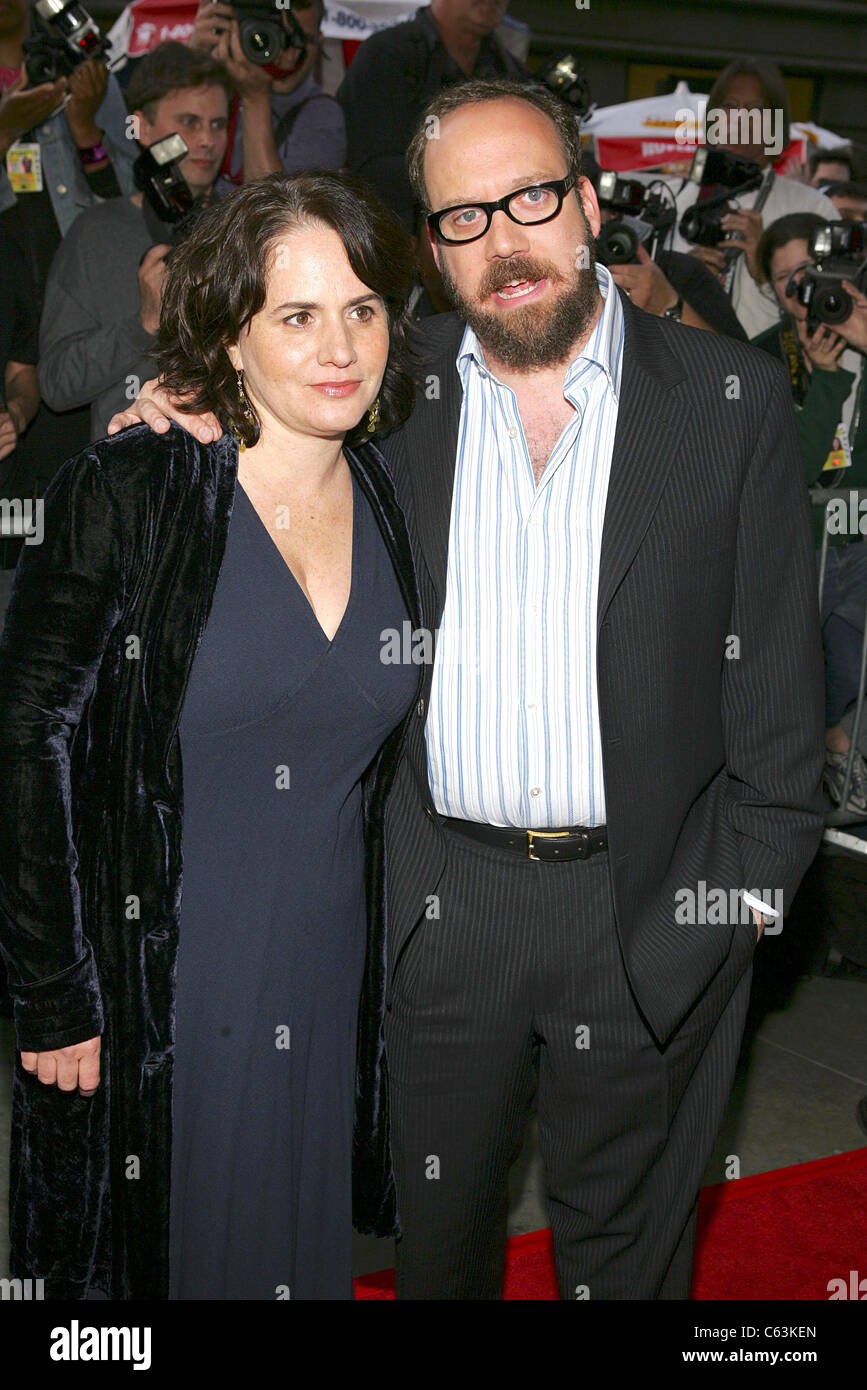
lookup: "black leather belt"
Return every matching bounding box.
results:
[440,816,608,862]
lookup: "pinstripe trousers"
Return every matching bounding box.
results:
[384,826,755,1300]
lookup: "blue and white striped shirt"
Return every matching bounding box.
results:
[425,264,624,829]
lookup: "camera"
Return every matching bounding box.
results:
[678,147,764,249]
[538,52,595,120]
[23,0,109,85]
[595,172,676,265]
[792,220,867,328]
[133,134,205,248]
[230,0,309,68]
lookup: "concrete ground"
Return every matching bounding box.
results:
[3,956,863,1285]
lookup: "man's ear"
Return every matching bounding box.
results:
[577,174,602,240]
[429,225,442,272]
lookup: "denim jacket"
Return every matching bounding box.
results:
[0,72,135,236]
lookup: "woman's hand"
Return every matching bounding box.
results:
[797,318,846,372]
[106,378,222,443]
[20,1035,101,1095]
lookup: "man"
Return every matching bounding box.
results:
[821,180,867,223]
[337,0,531,226]
[109,79,825,1300]
[808,144,855,190]
[658,58,839,340]
[189,0,344,185]
[38,43,231,440]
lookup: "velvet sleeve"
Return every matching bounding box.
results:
[0,451,126,1052]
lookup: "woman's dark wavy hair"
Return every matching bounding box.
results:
[156,171,417,447]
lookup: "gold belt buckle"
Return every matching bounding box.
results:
[526,829,571,861]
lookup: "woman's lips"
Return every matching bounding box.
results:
[310,381,362,397]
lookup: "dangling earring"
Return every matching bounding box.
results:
[367,397,381,434]
[233,369,258,450]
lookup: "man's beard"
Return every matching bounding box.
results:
[438,241,601,371]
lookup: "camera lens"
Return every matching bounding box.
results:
[814,285,852,325]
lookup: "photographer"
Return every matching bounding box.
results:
[752,211,867,810]
[0,0,135,282]
[189,0,344,184]
[336,0,531,227]
[37,42,232,440]
[0,225,39,633]
[657,58,839,340]
[589,164,747,339]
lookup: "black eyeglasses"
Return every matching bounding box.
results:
[427,174,576,245]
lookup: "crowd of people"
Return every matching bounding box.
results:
[0,0,864,1303]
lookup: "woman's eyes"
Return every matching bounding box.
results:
[282,305,377,327]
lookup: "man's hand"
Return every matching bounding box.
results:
[106,378,222,443]
[720,207,764,281]
[0,407,23,462]
[0,71,67,156]
[20,1035,101,1095]
[212,20,272,99]
[189,0,236,53]
[797,318,847,372]
[138,244,172,336]
[609,244,680,316]
[834,281,867,355]
[64,58,108,145]
[688,244,728,276]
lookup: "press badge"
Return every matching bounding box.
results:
[822,421,853,474]
[6,141,42,192]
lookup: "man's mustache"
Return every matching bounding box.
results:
[479,257,564,299]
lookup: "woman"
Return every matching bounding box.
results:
[752,212,867,814]
[0,172,423,1299]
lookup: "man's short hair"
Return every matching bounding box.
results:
[756,211,830,284]
[808,145,854,179]
[706,57,791,152]
[820,179,866,203]
[405,78,583,212]
[126,41,234,122]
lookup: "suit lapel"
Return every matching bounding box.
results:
[596,292,687,631]
[401,319,465,612]
[396,297,687,633]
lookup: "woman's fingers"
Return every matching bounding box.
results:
[18,1037,101,1093]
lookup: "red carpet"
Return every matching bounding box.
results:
[353,1148,867,1300]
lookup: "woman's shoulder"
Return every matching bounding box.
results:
[81,422,233,494]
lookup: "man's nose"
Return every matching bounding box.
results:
[484,208,531,259]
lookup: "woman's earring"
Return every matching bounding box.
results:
[367,397,381,434]
[234,369,258,450]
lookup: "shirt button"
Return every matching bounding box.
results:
[41,125,51,136]
[508,426,518,439]
[527,701,536,710]
[530,787,541,798]
[56,184,67,194]
[416,698,425,718]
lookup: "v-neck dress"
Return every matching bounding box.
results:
[167,470,415,1300]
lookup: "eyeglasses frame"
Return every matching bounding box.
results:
[427,173,578,245]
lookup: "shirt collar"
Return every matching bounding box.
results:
[415,4,502,68]
[456,263,624,403]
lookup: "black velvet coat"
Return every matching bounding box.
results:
[0,424,422,1300]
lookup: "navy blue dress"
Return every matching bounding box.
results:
[167,468,415,1300]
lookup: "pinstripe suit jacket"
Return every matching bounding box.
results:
[354,291,826,1235]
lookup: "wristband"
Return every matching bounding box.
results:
[663,295,683,322]
[77,141,107,166]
